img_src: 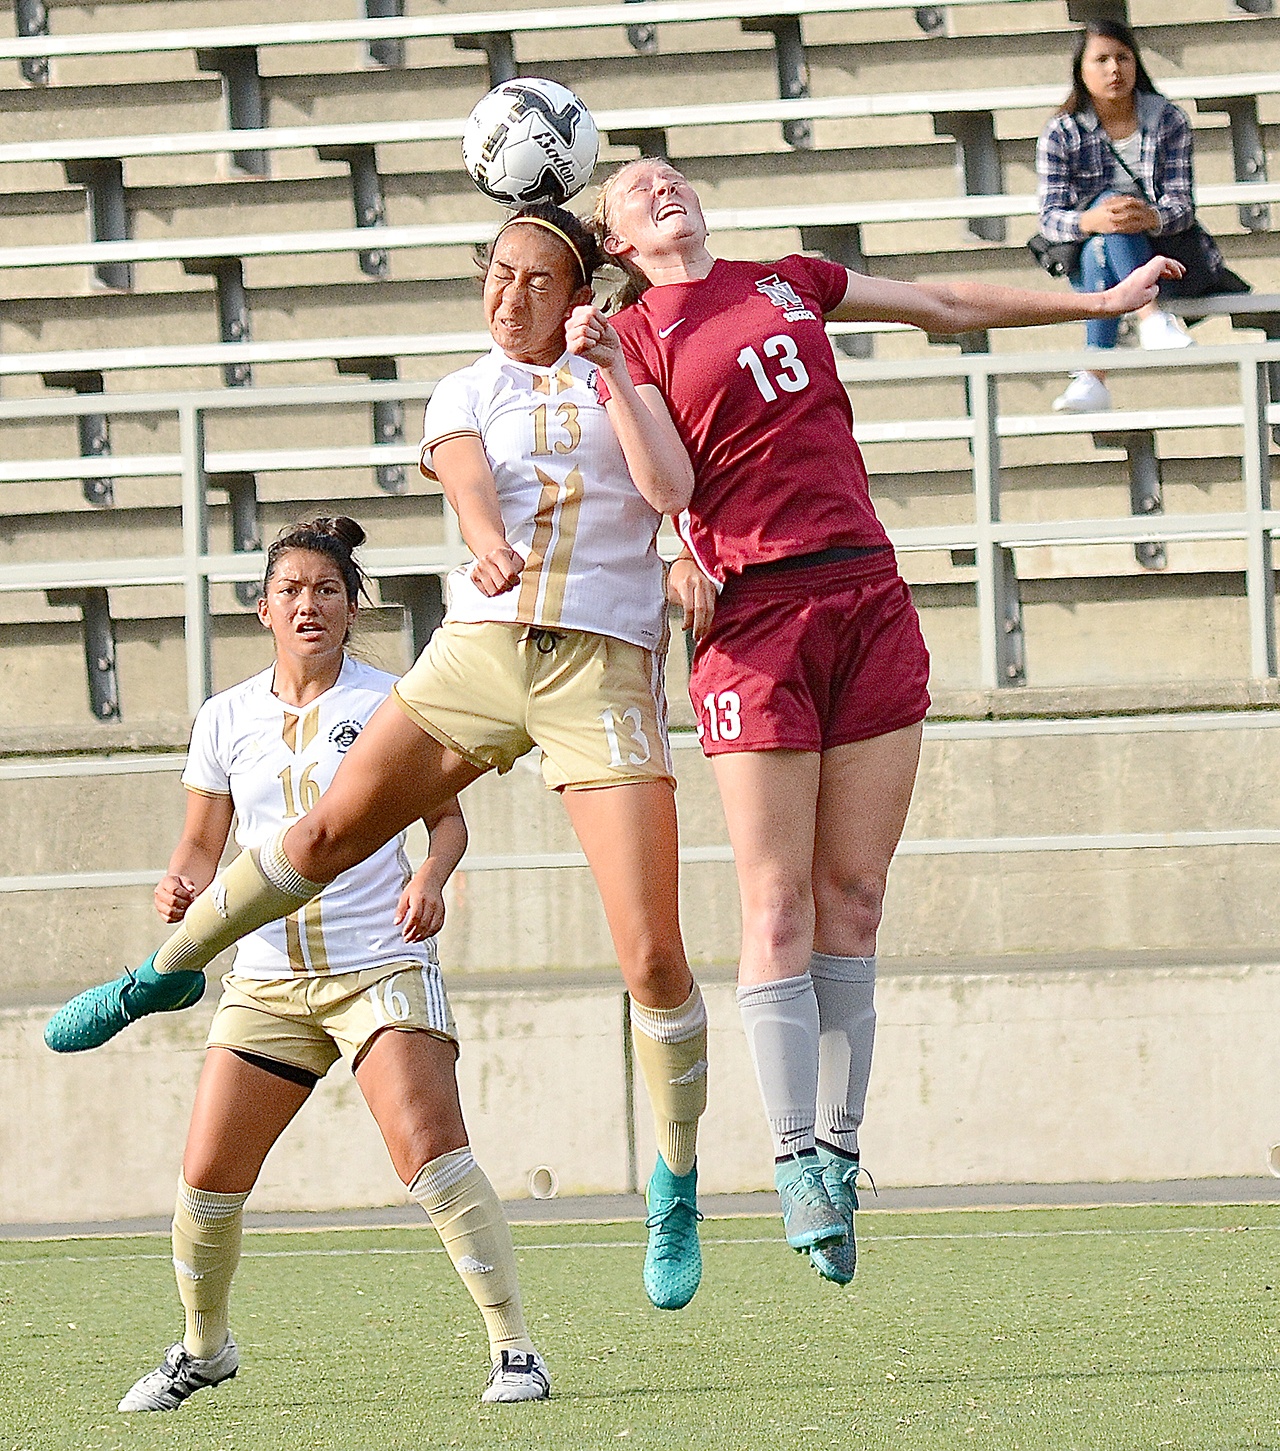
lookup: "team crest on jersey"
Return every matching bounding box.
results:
[755,274,816,323]
[329,720,363,752]
[587,366,602,403]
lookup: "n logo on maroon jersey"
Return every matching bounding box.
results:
[755,274,816,323]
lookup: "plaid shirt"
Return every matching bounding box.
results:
[1036,91,1196,243]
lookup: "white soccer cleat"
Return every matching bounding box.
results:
[1137,310,1194,350]
[1052,372,1112,414]
[117,1336,239,1412]
[480,1348,551,1403]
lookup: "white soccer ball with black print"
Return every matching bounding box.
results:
[462,78,599,206]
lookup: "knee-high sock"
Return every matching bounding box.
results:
[154,829,326,975]
[629,984,708,1178]
[811,951,876,1159]
[172,1175,249,1359]
[409,1149,535,1358]
[735,973,821,1159]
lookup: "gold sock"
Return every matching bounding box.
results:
[172,1175,249,1359]
[154,829,325,975]
[629,984,708,1178]
[409,1148,535,1358]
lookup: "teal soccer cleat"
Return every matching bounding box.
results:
[774,1150,847,1252]
[809,1147,866,1285]
[44,953,206,1054]
[643,1156,703,1310]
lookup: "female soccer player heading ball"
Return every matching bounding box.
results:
[47,203,710,1314]
[592,158,1182,1283]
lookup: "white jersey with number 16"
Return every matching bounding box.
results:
[182,656,437,982]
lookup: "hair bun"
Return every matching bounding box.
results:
[303,515,366,553]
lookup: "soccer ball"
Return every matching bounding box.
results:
[462,78,599,207]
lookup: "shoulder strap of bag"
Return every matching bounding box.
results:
[1102,133,1154,205]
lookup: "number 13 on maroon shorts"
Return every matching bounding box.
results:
[689,554,931,755]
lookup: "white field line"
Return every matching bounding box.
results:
[2,1221,1277,1267]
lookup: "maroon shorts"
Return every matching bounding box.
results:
[689,550,931,755]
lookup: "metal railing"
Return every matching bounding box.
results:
[1,338,1277,712]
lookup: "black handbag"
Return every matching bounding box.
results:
[1100,138,1249,300]
[1149,223,1249,299]
[1027,232,1084,278]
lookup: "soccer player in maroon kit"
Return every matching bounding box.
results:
[588,158,1181,1283]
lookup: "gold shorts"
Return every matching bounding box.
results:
[393,620,674,791]
[207,961,457,1080]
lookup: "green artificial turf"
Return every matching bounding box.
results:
[2,1205,1278,1451]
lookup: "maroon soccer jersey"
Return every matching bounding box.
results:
[609,255,890,581]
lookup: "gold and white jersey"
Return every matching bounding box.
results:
[182,657,438,982]
[419,345,666,650]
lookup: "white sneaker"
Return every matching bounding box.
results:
[481,1348,551,1403]
[1052,372,1112,413]
[1137,310,1194,349]
[118,1335,239,1412]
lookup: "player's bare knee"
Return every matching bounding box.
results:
[623,939,691,1005]
[814,870,885,943]
[741,881,814,962]
[398,1127,468,1186]
[285,814,349,881]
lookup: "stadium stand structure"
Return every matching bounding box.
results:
[5,0,1280,1215]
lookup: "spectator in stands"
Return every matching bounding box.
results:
[1038,19,1200,413]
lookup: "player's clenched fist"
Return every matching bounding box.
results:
[469,542,524,596]
[566,304,622,371]
[155,873,197,923]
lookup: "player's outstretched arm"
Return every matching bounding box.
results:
[826,255,1185,335]
[155,790,235,923]
[566,303,694,515]
[432,435,523,597]
[396,798,468,943]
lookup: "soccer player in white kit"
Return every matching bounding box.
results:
[48,204,710,1314]
[113,516,549,1411]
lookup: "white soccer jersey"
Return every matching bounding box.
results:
[419,345,667,650]
[182,657,438,981]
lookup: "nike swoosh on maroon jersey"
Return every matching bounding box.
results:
[657,318,687,338]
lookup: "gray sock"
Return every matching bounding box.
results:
[811,952,876,1159]
[735,973,821,1159]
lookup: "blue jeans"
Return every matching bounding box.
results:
[1068,200,1154,349]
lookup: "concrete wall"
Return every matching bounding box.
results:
[10,709,1280,999]
[5,958,1279,1224]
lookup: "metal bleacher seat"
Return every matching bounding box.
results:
[3,339,1278,718]
[5,0,1280,724]
[4,70,1278,237]
[2,179,1277,298]
[3,0,1047,89]
[3,59,1275,391]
